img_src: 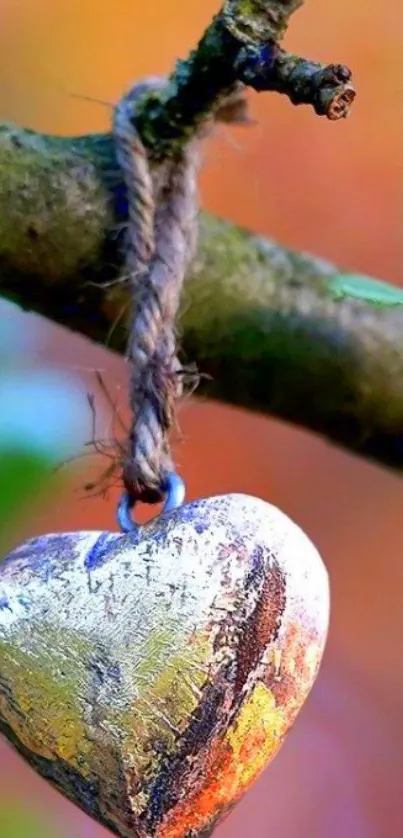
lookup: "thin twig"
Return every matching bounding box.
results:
[133,0,355,158]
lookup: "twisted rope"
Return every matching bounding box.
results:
[113,78,199,505]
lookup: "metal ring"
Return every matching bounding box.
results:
[117,471,186,533]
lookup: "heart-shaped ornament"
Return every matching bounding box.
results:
[0,494,329,838]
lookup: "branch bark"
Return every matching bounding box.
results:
[0,123,402,473]
[0,0,401,475]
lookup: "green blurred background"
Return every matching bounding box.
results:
[0,1,401,837]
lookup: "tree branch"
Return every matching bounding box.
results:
[0,123,402,473]
[0,0,400,475]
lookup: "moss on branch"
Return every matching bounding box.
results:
[0,123,402,472]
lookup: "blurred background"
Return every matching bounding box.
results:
[0,1,401,837]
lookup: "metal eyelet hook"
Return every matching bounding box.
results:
[117,472,186,534]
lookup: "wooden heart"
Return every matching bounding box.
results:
[0,494,329,838]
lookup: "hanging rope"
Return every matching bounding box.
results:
[112,79,249,510]
[112,78,199,506]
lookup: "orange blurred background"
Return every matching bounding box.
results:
[0,1,402,837]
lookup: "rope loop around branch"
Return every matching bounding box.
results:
[113,77,200,505]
